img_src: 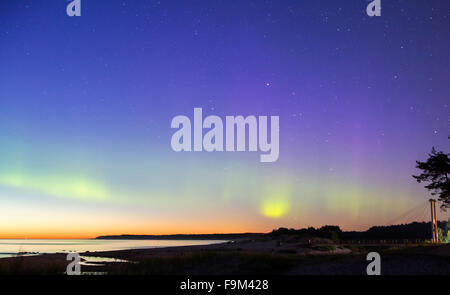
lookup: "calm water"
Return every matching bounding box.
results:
[0,239,227,258]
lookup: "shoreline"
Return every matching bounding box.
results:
[0,239,449,275]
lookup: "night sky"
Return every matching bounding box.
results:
[0,0,449,238]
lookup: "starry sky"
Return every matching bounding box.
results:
[0,0,449,238]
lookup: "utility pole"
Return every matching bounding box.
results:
[429,199,438,243]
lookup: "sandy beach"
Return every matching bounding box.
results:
[1,237,449,275]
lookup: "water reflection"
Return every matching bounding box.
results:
[0,239,227,257]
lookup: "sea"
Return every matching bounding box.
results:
[0,239,227,258]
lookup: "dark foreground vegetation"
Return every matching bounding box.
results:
[1,221,449,275]
[101,245,450,275]
[1,238,449,275]
[270,221,449,243]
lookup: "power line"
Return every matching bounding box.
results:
[384,200,428,226]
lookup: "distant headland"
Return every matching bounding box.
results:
[96,233,263,240]
[95,221,449,242]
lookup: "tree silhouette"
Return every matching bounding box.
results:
[413,144,450,210]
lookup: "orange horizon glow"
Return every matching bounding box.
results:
[3,219,443,239]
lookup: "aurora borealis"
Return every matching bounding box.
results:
[0,1,449,238]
